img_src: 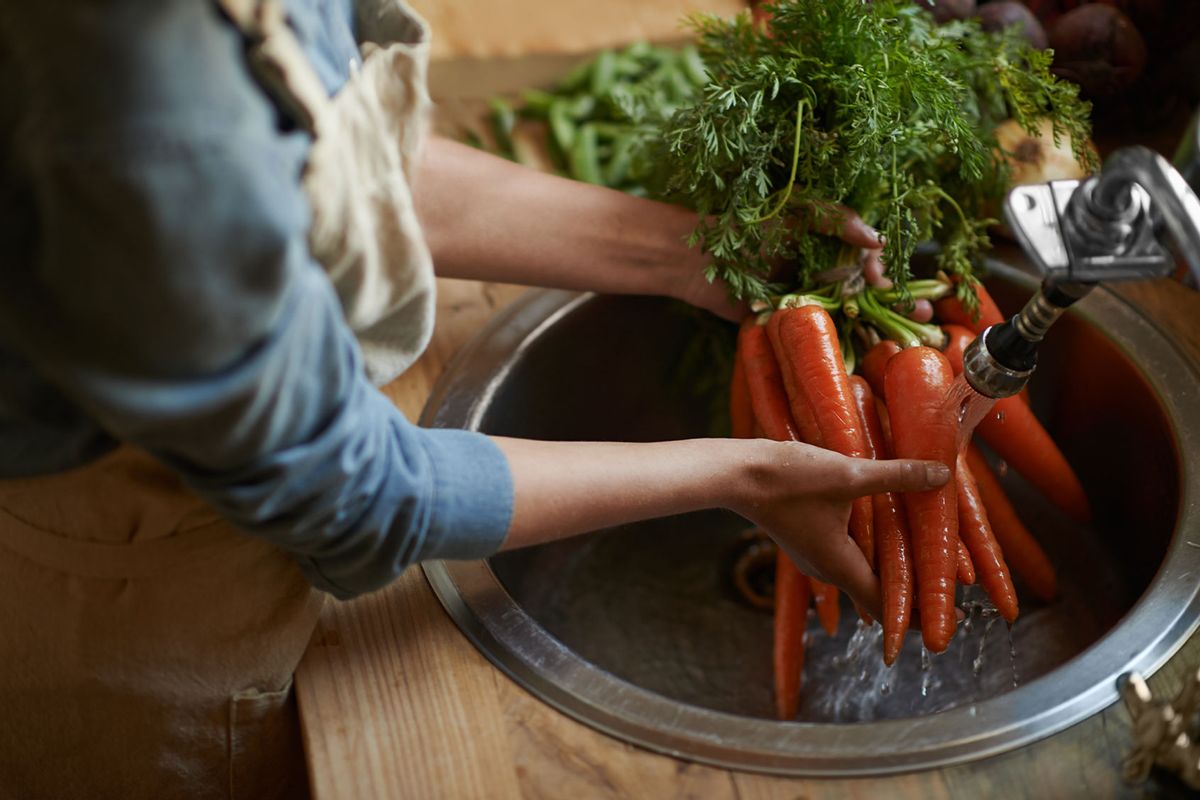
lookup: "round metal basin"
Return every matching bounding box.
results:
[419,260,1200,775]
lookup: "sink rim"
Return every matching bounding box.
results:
[419,262,1200,776]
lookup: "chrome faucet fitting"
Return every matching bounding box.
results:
[964,112,1200,399]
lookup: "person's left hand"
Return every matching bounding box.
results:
[672,203,887,323]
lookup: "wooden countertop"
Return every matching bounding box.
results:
[295,276,1200,800]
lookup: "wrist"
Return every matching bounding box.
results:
[722,438,780,518]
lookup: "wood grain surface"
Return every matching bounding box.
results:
[296,275,1200,800]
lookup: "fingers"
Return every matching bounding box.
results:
[862,249,888,287]
[807,533,882,620]
[832,204,883,250]
[806,202,882,250]
[906,298,934,323]
[845,458,952,496]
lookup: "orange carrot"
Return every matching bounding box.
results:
[768,305,874,571]
[975,399,1091,523]
[730,345,756,440]
[850,376,914,665]
[885,347,959,653]
[738,319,801,443]
[934,283,1004,335]
[861,339,902,399]
[773,553,811,720]
[966,444,1058,603]
[956,453,1020,622]
[940,327,1092,523]
[809,576,841,636]
[956,538,977,586]
[737,319,820,709]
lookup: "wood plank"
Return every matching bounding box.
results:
[407,0,745,61]
[297,569,523,800]
[493,669,740,800]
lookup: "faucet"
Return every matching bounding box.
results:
[963,112,1200,399]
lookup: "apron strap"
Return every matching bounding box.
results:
[214,0,332,136]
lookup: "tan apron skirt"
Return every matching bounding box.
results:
[0,447,324,800]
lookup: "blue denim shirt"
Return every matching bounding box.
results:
[0,0,514,598]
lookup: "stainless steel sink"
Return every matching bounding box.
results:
[419,259,1200,775]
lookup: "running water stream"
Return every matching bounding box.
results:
[943,373,998,454]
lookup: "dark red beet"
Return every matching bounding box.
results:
[915,0,978,23]
[1019,0,1067,27]
[977,2,1049,49]
[1048,5,1147,98]
[1094,0,1165,39]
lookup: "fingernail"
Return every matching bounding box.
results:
[926,463,951,485]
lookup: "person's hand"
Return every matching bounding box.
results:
[730,439,951,618]
[670,203,887,323]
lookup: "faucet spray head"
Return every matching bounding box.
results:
[961,281,1094,399]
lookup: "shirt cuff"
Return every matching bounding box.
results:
[414,427,514,562]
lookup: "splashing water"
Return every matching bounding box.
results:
[943,374,998,454]
[1007,624,1020,690]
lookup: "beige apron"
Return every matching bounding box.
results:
[0,2,435,798]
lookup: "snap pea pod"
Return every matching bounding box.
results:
[487,97,516,160]
[569,123,603,185]
[474,40,710,189]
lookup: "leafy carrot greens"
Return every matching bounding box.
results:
[636,0,1096,308]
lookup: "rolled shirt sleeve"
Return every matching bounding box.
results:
[0,0,512,597]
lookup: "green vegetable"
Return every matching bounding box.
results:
[638,0,1095,305]
[548,99,577,153]
[473,41,709,188]
[487,97,516,161]
[570,123,603,185]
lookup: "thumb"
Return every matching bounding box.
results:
[846,458,952,496]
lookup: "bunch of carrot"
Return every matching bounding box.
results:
[731,282,1088,720]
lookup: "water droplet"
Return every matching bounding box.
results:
[995,410,1006,423]
[880,679,892,696]
[996,460,1008,477]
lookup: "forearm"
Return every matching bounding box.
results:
[414,137,707,298]
[494,437,759,551]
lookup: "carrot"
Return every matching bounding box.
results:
[737,320,822,704]
[956,453,1020,622]
[768,305,874,571]
[976,400,1091,523]
[934,282,1004,335]
[738,319,801,442]
[965,444,1058,602]
[773,553,811,720]
[809,576,841,636]
[730,345,756,440]
[956,537,977,586]
[884,346,959,653]
[850,376,914,665]
[861,339,902,399]
[940,327,1092,523]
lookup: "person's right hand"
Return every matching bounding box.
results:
[730,439,951,619]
